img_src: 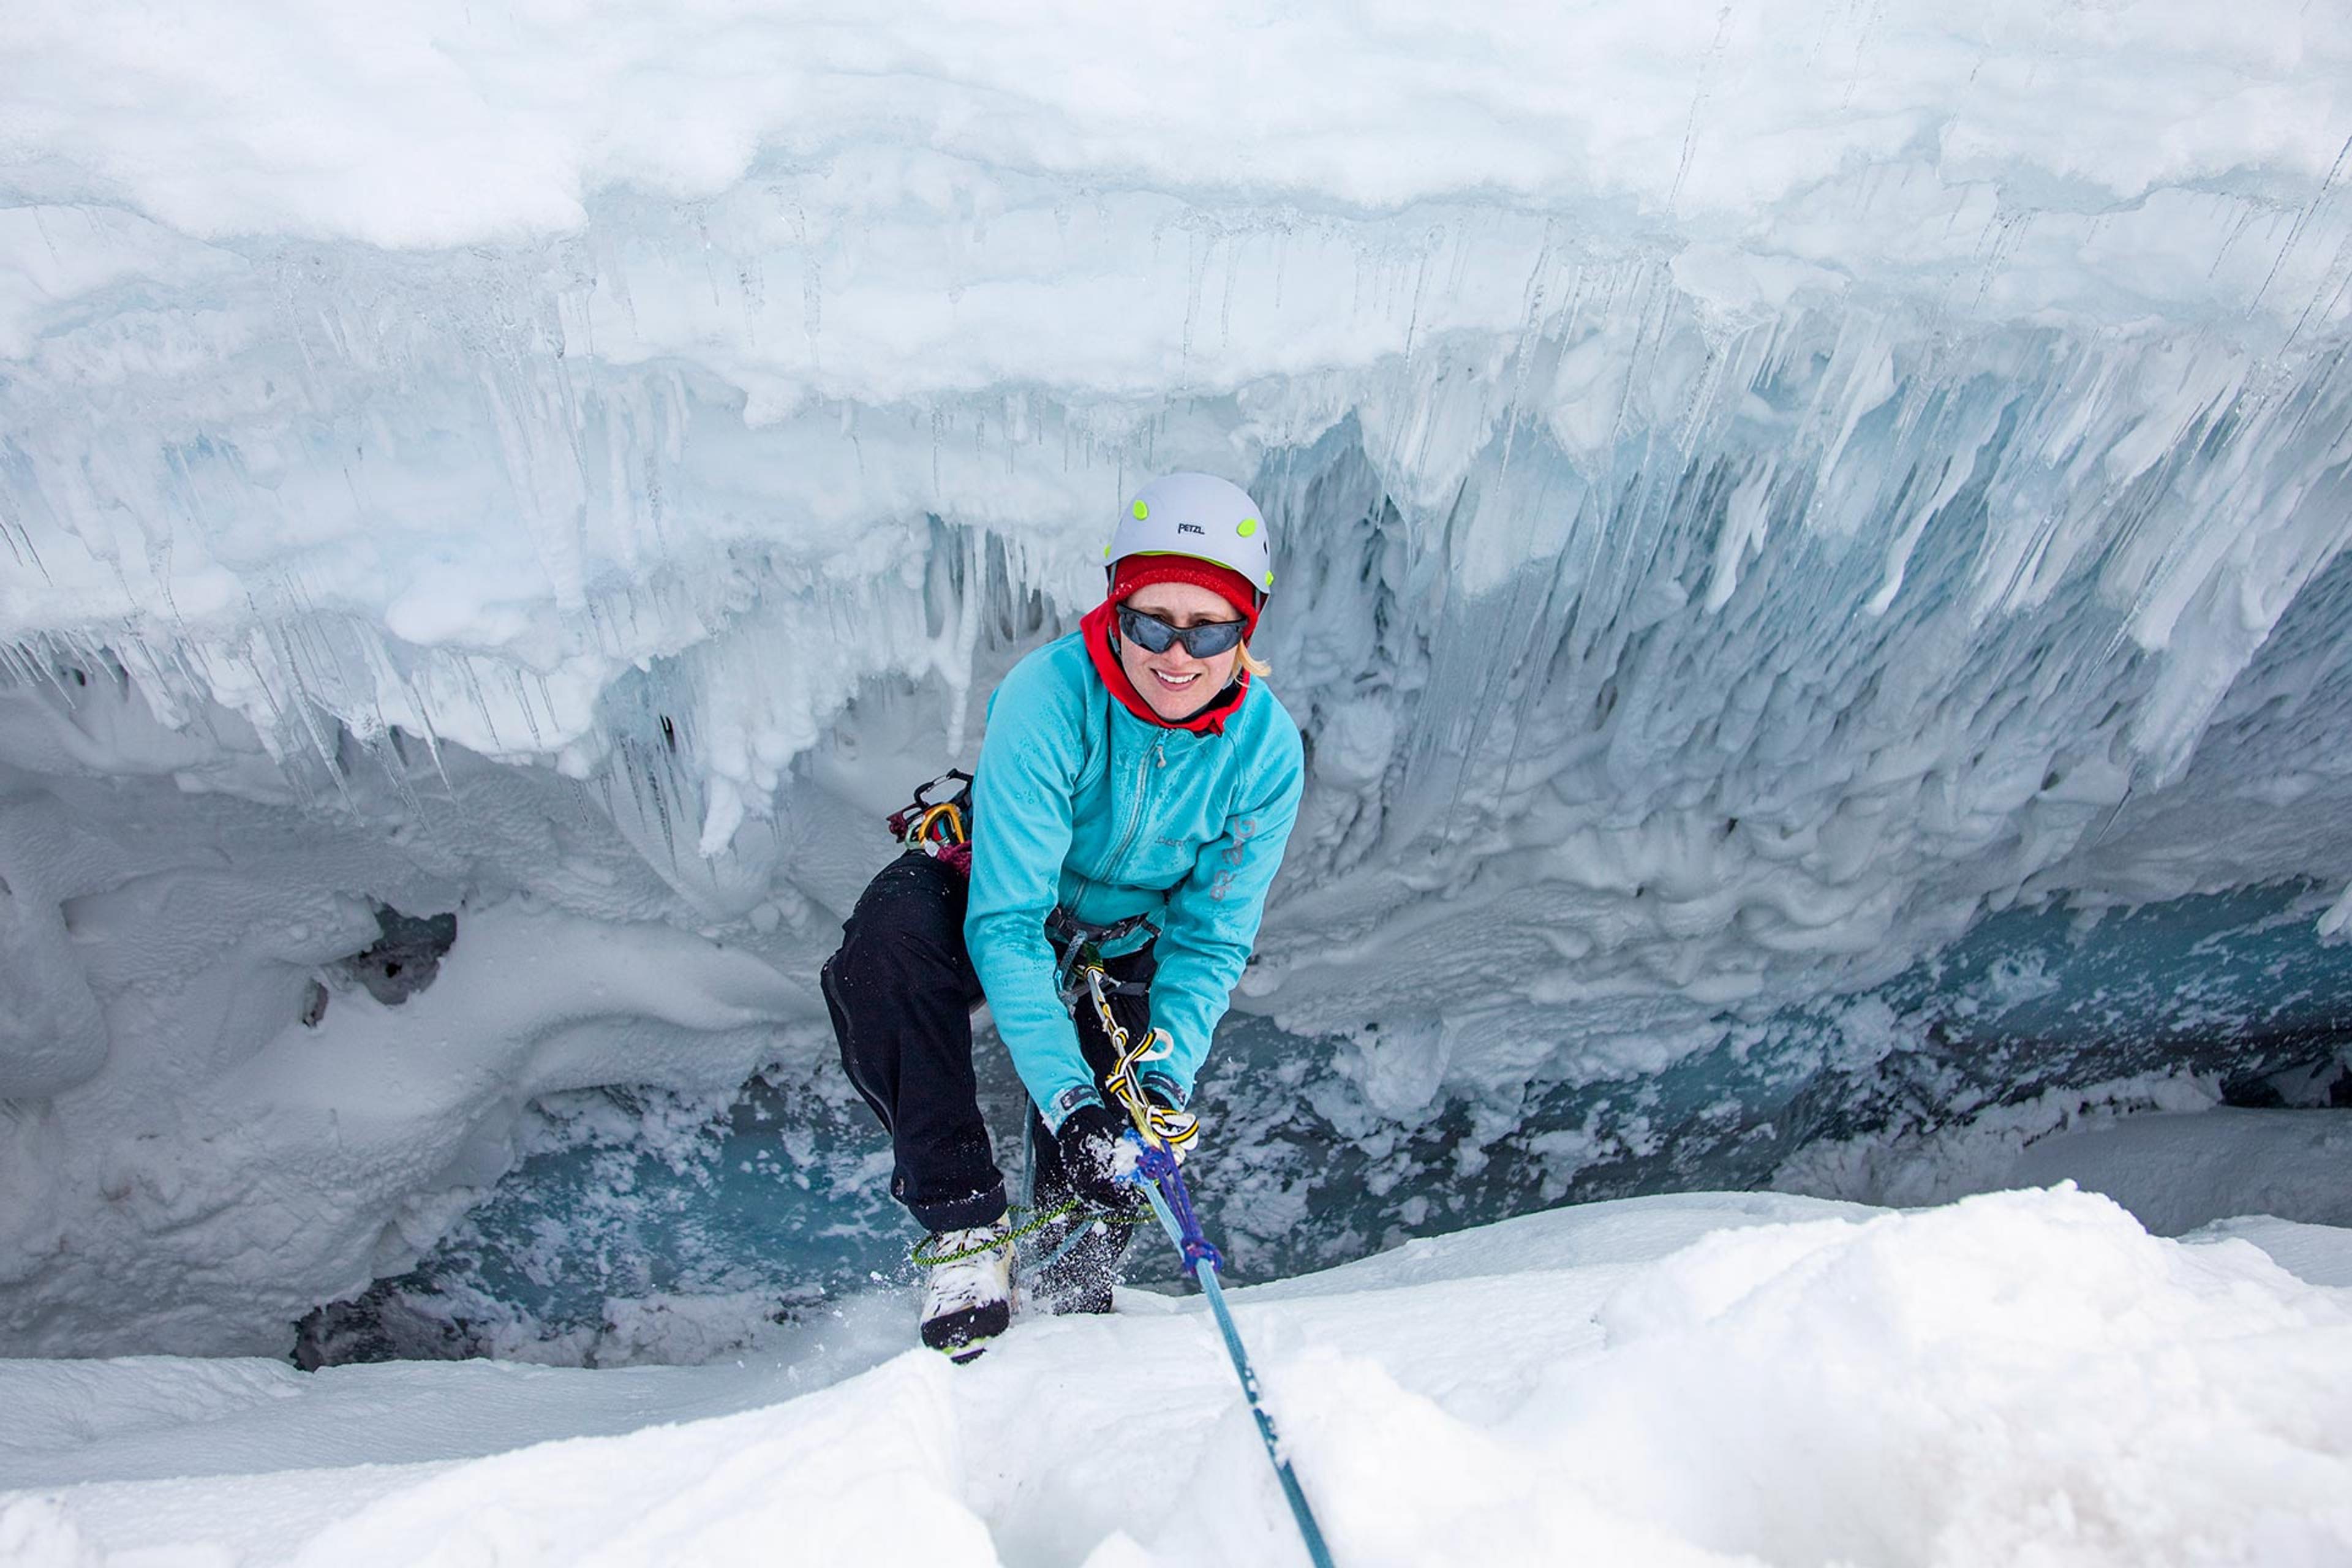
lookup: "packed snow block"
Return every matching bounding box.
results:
[334,904,459,1006]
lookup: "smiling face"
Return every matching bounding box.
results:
[1117,580,1246,722]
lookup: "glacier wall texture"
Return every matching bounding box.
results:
[4,1,2351,1352]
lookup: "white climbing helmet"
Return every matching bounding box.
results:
[1104,473,1274,600]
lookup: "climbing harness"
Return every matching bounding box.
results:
[885,769,974,873]
[1046,907,1159,1015]
[1075,960,1336,1568]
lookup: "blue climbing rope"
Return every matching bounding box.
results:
[1130,1140,1336,1568]
[1069,960,1336,1567]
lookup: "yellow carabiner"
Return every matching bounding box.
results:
[911,802,965,847]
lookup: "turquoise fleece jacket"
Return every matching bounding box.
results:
[965,631,1305,1130]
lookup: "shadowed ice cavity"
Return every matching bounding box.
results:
[299,878,2352,1366]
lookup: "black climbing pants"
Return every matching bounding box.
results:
[821,851,1157,1238]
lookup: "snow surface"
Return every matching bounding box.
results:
[6,3,2352,1357]
[6,1186,2352,1567]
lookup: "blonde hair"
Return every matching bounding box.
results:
[1237,639,1271,678]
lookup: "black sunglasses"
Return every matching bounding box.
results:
[1117,603,1246,658]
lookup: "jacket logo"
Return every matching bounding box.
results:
[1209,816,1259,900]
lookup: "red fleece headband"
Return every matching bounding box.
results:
[1107,556,1262,641]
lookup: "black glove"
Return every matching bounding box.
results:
[1053,1101,1136,1210]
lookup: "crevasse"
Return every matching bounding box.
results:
[4,0,2350,1355]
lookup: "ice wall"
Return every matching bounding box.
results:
[5,1,2352,1352]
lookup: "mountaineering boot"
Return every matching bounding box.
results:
[919,1215,1013,1362]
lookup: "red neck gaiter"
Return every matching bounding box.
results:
[1080,600,1251,736]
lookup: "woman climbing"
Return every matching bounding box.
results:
[821,472,1305,1360]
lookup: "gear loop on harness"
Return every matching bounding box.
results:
[884,769,976,873]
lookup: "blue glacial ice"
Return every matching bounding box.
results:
[3,1,2351,1359]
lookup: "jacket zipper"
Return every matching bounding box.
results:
[1104,737,1163,883]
